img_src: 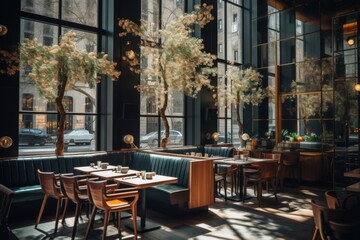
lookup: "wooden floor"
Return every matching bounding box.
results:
[8,185,325,240]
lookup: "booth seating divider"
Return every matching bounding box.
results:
[0,148,216,216]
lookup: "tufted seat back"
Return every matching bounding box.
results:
[132,151,190,187]
[204,146,235,157]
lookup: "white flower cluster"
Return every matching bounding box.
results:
[119,4,216,110]
[19,30,121,101]
[218,65,265,108]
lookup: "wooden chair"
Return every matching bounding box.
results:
[278,151,300,190]
[243,161,278,206]
[310,199,360,240]
[325,190,340,209]
[328,220,360,240]
[60,174,91,240]
[86,180,139,240]
[214,173,227,200]
[0,184,14,240]
[36,170,68,233]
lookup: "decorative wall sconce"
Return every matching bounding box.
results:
[355,83,360,92]
[0,136,13,148]
[212,132,219,144]
[0,24,8,36]
[123,134,138,149]
[347,36,355,46]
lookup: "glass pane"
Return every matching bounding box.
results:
[21,0,59,18]
[217,0,225,59]
[280,64,295,93]
[280,38,295,64]
[226,4,242,64]
[217,62,226,118]
[279,8,295,40]
[140,117,158,148]
[160,118,184,147]
[281,95,297,120]
[166,91,184,116]
[296,59,321,92]
[62,0,98,27]
[298,93,321,119]
[19,113,96,155]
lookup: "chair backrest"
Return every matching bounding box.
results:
[0,184,14,226]
[262,153,281,161]
[280,151,300,166]
[60,175,82,204]
[259,161,278,179]
[310,200,326,240]
[87,180,107,210]
[325,190,340,209]
[311,199,360,240]
[37,169,61,197]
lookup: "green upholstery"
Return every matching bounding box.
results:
[157,146,203,155]
[0,151,133,202]
[132,151,190,207]
[204,146,235,157]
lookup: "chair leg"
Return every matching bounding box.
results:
[224,177,227,200]
[72,203,81,240]
[272,178,278,203]
[61,198,68,224]
[132,205,138,240]
[85,205,97,240]
[54,198,62,233]
[257,182,262,207]
[312,227,318,240]
[35,194,48,228]
[117,211,121,238]
[243,178,247,202]
[102,210,110,240]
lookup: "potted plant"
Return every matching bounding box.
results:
[19,31,120,154]
[118,4,216,147]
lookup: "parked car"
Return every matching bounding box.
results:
[140,130,183,147]
[63,129,94,145]
[19,128,51,146]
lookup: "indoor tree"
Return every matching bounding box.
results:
[19,31,120,154]
[118,4,216,147]
[218,65,266,141]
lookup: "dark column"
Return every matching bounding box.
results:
[0,1,20,157]
[112,0,141,150]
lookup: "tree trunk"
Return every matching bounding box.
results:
[55,73,67,155]
[236,92,243,140]
[159,81,169,148]
[304,118,311,136]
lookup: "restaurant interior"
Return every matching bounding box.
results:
[1,0,360,239]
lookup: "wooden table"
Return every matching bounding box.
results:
[114,174,178,232]
[344,168,360,179]
[214,157,279,201]
[346,182,360,192]
[90,169,138,180]
[73,165,117,174]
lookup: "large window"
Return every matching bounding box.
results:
[139,0,185,148]
[217,0,243,145]
[19,0,100,154]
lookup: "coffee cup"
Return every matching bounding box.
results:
[146,172,153,180]
[100,162,109,169]
[120,166,129,173]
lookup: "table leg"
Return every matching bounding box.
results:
[227,166,243,201]
[126,188,161,233]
